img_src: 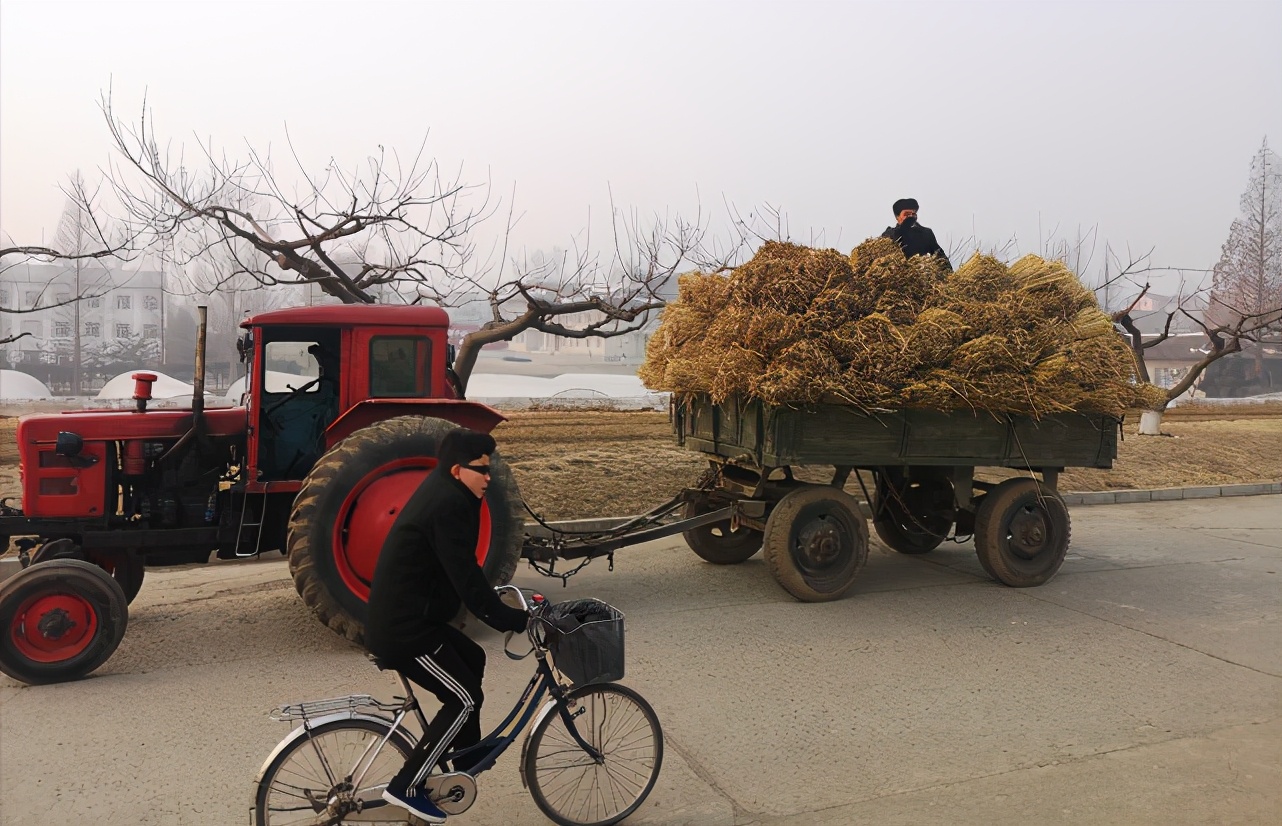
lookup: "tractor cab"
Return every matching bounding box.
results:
[239,305,460,489]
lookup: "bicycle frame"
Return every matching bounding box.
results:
[297,652,603,803]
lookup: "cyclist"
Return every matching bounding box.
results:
[364,427,529,824]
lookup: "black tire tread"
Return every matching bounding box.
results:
[763,486,869,603]
[253,717,415,826]
[870,472,952,555]
[973,478,1071,587]
[680,499,763,565]
[288,415,523,644]
[0,559,128,684]
[522,682,664,826]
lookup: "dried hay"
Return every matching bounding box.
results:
[642,240,1165,417]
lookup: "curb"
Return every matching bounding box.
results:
[524,483,1282,532]
[1060,482,1282,506]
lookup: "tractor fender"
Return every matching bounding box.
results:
[325,400,505,448]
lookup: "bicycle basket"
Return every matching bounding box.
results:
[540,598,624,686]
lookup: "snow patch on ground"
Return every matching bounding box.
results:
[1169,391,1282,407]
[466,373,668,410]
[0,370,52,399]
[96,371,197,400]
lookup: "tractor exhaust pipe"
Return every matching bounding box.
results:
[160,305,208,464]
[192,305,207,422]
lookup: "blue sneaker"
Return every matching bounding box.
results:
[382,783,447,823]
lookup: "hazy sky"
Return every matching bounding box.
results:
[2,0,1280,293]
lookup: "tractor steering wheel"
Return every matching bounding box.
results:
[262,377,323,418]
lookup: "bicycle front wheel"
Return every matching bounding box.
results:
[523,683,664,826]
[254,717,415,825]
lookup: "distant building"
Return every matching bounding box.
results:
[1125,292,1208,336]
[1142,332,1282,398]
[0,262,164,391]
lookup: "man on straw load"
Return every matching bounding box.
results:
[881,198,952,271]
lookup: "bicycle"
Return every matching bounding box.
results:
[252,587,664,826]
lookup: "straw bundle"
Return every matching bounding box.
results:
[641,239,1163,417]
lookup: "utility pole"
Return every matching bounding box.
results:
[160,258,167,368]
[72,257,82,395]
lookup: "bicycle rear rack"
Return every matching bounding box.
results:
[270,694,405,723]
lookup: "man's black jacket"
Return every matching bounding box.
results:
[364,468,527,661]
[881,221,953,271]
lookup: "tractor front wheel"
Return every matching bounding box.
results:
[31,540,145,605]
[287,416,524,644]
[0,559,129,685]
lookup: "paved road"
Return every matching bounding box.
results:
[1,497,1278,826]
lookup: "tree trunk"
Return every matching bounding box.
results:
[1138,409,1166,436]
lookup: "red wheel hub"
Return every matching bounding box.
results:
[333,459,493,601]
[10,592,98,663]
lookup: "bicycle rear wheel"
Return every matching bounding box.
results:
[522,683,663,826]
[254,717,415,825]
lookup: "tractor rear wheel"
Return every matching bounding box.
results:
[0,559,129,684]
[287,416,524,644]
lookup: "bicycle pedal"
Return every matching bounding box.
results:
[425,771,477,815]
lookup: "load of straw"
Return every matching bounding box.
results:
[639,238,1165,417]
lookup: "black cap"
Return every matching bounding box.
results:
[438,427,496,470]
[892,198,919,215]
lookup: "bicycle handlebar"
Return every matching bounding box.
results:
[497,585,548,660]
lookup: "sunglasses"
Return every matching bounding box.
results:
[460,464,492,477]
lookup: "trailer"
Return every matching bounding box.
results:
[521,394,1120,602]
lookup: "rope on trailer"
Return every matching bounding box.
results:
[865,467,973,545]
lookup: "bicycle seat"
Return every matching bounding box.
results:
[366,653,392,671]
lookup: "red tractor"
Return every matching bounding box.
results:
[0,305,526,684]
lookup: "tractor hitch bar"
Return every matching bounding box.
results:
[520,489,768,582]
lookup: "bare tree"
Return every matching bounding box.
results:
[50,172,106,393]
[1208,138,1282,379]
[100,93,732,389]
[1,173,140,347]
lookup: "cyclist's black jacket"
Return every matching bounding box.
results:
[364,468,527,661]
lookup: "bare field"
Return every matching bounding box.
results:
[2,409,1280,521]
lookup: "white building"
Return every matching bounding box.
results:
[0,262,164,391]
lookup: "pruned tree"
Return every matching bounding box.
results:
[445,198,723,384]
[100,93,733,389]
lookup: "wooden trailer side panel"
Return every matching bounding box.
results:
[674,395,1119,469]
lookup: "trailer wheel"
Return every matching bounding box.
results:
[872,470,953,554]
[31,541,145,605]
[0,559,128,685]
[973,479,1070,587]
[763,486,868,602]
[288,415,524,644]
[681,498,763,565]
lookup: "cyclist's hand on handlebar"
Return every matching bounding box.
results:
[495,585,546,615]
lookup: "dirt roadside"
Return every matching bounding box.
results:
[2,406,1280,522]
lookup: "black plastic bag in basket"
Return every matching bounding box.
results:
[541,598,625,686]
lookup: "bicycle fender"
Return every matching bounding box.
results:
[251,711,407,788]
[518,698,561,789]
